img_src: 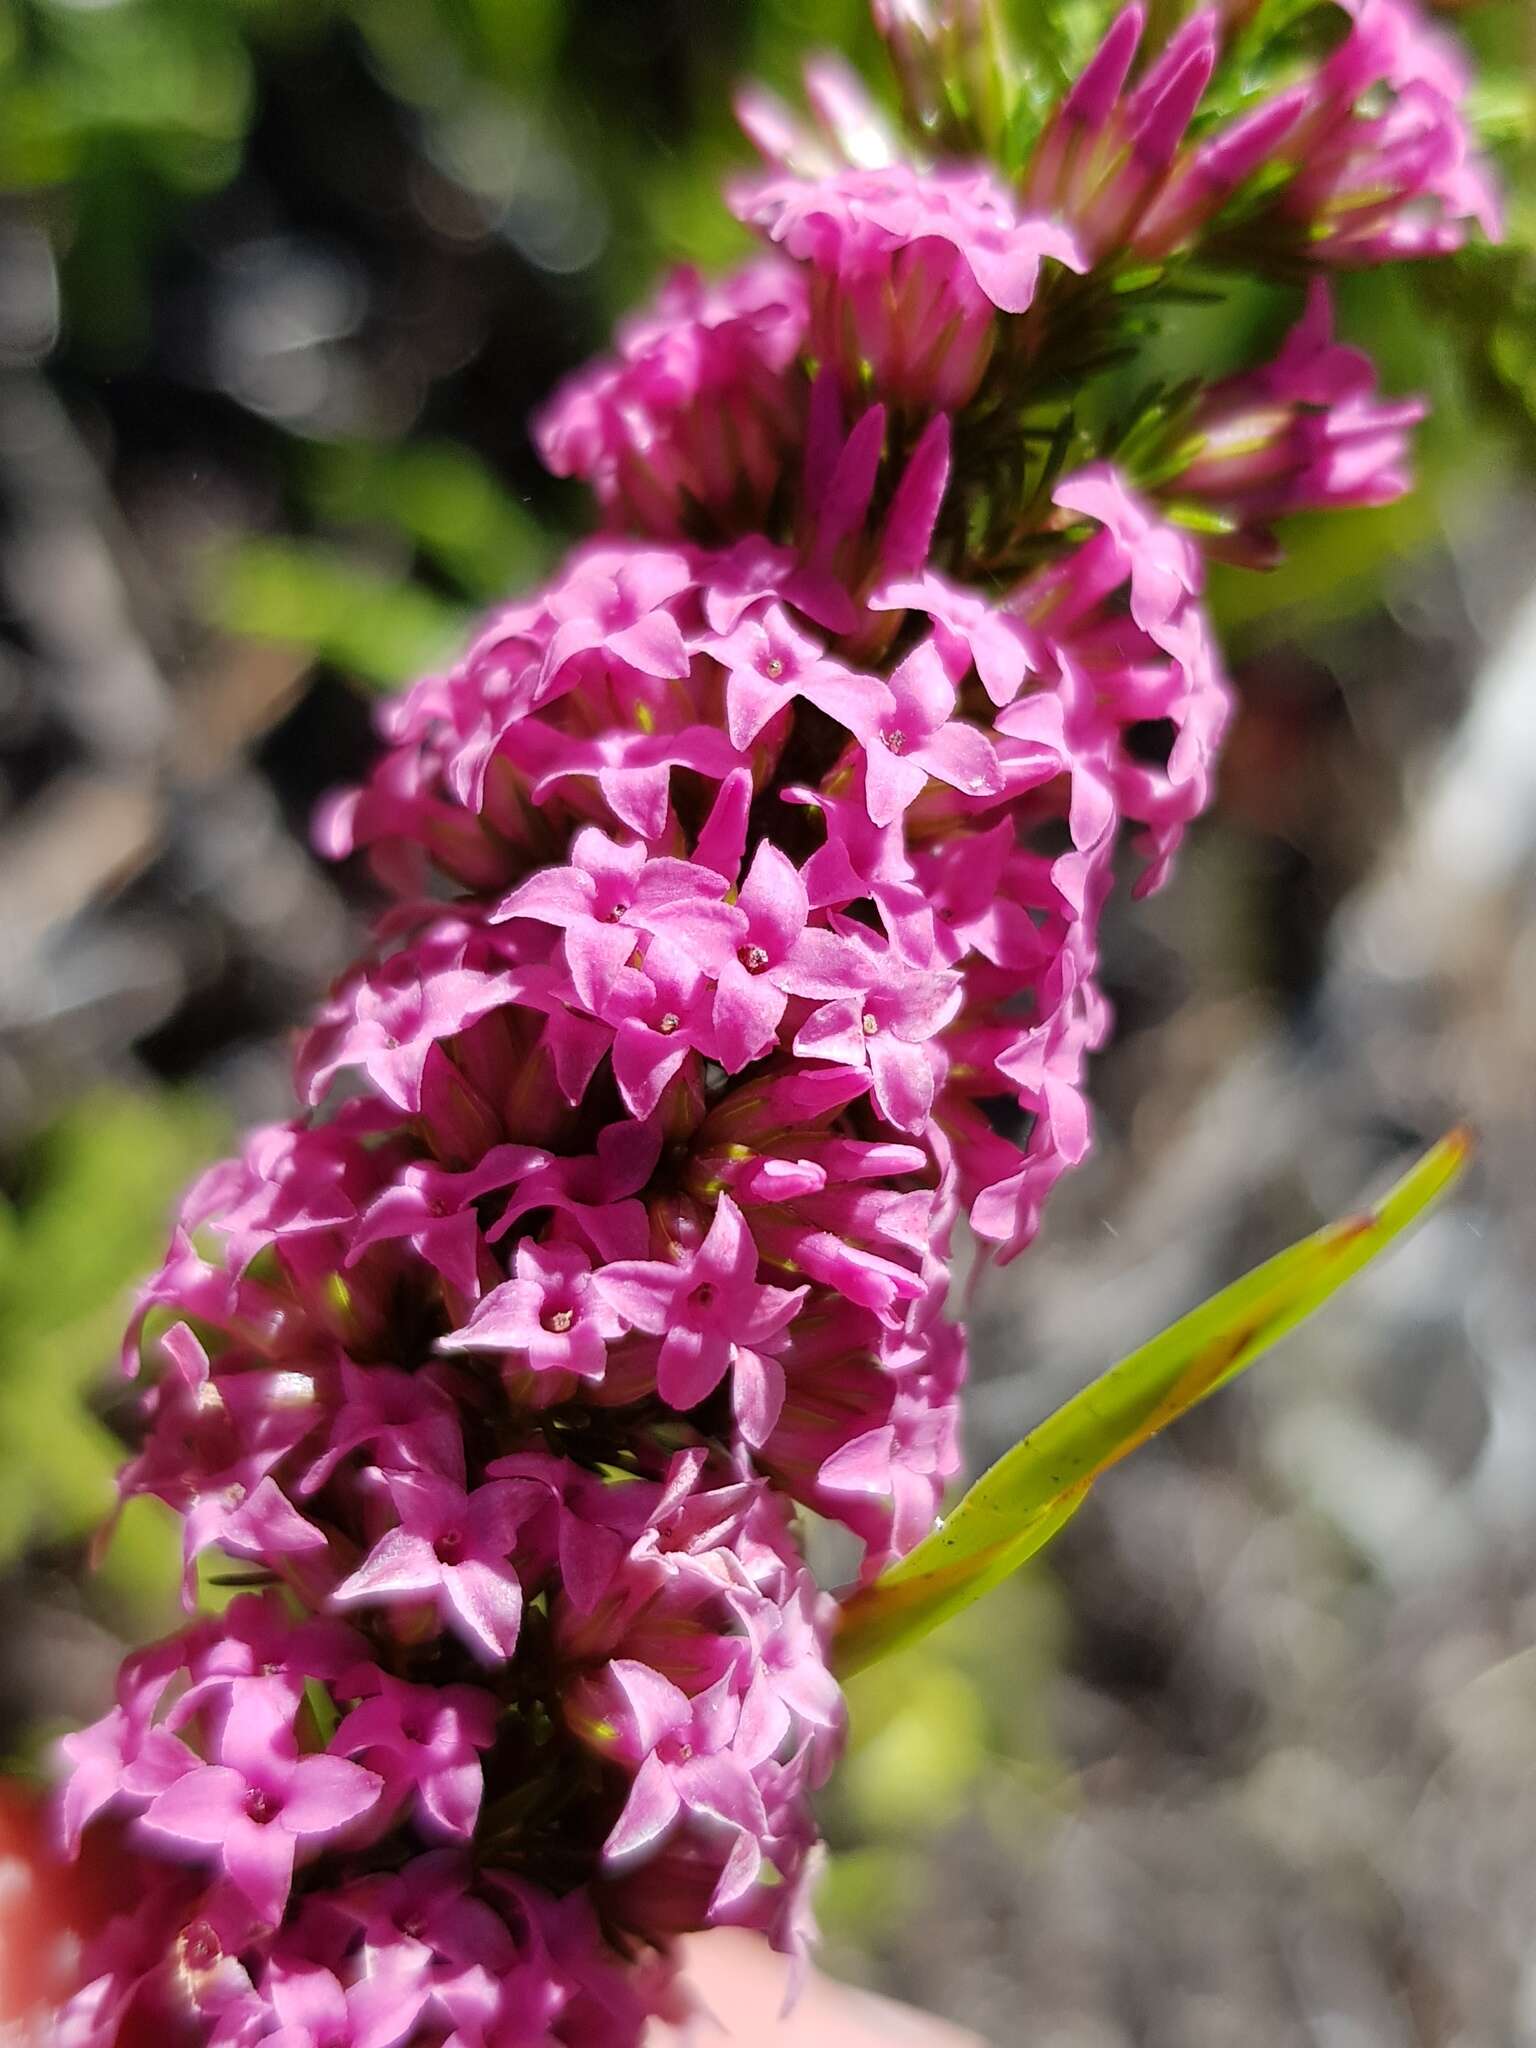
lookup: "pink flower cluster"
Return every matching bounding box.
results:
[56,2,1491,2042]
[1022,0,1498,266]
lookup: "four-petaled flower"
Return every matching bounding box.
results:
[139,1677,383,1923]
[595,1194,804,1436]
[844,638,1003,826]
[332,1667,498,1841]
[441,1237,628,1383]
[333,1472,544,1662]
[602,1662,776,1910]
[711,842,865,1071]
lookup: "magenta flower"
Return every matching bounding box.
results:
[599,934,719,1118]
[843,636,1003,826]
[1285,0,1500,263]
[704,600,888,750]
[300,1360,464,1497]
[139,1679,382,1924]
[1164,281,1427,556]
[57,1709,193,1856]
[253,1950,428,2048]
[486,1115,660,1261]
[523,715,739,844]
[873,567,1037,708]
[794,946,961,1132]
[734,160,1084,406]
[333,1471,542,1661]
[595,1194,805,1432]
[497,826,732,1009]
[601,1664,774,1908]
[297,935,519,1116]
[346,1142,547,1301]
[440,1236,628,1383]
[539,545,692,690]
[534,259,807,536]
[332,1667,497,1841]
[711,842,865,1071]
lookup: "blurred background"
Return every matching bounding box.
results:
[1,0,1535,2039]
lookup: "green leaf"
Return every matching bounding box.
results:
[833,1128,1473,1678]
[301,439,548,603]
[0,1087,223,1587]
[209,539,470,690]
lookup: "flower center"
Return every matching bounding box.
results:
[740,944,770,975]
[861,1012,879,1035]
[244,1787,279,1826]
[692,1282,716,1311]
[881,728,906,753]
[606,901,629,922]
[180,1922,223,1973]
[434,1529,466,1565]
[543,1306,575,1333]
[763,657,784,680]
[658,1012,680,1035]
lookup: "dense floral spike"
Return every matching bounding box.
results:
[58,0,1490,2036]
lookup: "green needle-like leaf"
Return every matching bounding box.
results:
[833,1128,1473,1678]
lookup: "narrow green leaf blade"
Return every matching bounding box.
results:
[833,1128,1473,1677]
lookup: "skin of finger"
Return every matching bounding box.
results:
[646,1932,988,2046]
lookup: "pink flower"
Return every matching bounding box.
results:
[486,1116,660,1261]
[65,0,1473,2022]
[711,842,865,1071]
[601,1665,774,1910]
[733,160,1084,406]
[539,546,693,692]
[57,1708,193,1856]
[117,1326,329,1602]
[794,944,961,1132]
[248,1950,427,2048]
[139,1679,382,1924]
[332,1668,497,1841]
[1285,0,1500,264]
[842,636,1003,826]
[704,601,886,751]
[601,934,719,1119]
[497,827,733,1009]
[594,1194,805,1436]
[332,1471,542,1662]
[1024,7,1218,260]
[1163,281,1426,557]
[346,1143,547,1301]
[297,934,519,1115]
[441,1237,628,1383]
[534,259,808,537]
[872,567,1038,708]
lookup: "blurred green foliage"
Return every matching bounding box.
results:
[819,1570,1068,1956]
[0,1090,223,1621]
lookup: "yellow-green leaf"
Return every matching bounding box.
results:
[833,1128,1473,1678]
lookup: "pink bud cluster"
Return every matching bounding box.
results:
[56,3,1491,2042]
